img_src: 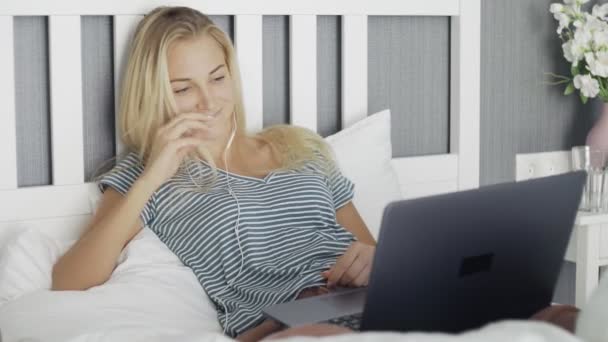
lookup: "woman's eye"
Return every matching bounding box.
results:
[174,87,189,94]
[213,76,225,82]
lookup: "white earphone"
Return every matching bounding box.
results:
[186,113,243,334]
[223,113,245,288]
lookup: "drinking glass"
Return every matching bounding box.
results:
[572,146,608,212]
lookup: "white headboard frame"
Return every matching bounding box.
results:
[0,0,480,237]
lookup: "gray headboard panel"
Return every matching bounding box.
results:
[14,15,450,185]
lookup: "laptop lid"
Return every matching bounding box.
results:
[360,171,586,333]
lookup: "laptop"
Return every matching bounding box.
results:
[262,171,586,333]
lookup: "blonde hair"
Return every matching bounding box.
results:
[108,6,334,190]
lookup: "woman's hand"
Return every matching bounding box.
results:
[141,112,213,189]
[322,241,375,288]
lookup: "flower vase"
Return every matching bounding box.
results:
[586,103,608,151]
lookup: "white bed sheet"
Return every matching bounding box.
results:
[0,287,223,342]
[271,321,582,342]
[0,249,583,342]
[0,290,581,342]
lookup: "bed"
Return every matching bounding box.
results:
[0,0,588,341]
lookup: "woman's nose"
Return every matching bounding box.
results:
[196,87,216,112]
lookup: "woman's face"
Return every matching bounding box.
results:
[167,34,235,142]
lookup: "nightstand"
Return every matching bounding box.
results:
[571,212,608,307]
[516,150,607,307]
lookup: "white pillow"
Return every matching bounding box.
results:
[326,109,403,239]
[0,225,205,297]
[0,229,73,304]
[0,228,222,341]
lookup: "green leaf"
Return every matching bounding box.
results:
[597,78,608,100]
[571,64,579,76]
[600,82,608,99]
[581,93,588,104]
[564,82,575,95]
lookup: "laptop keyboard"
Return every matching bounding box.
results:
[324,313,363,331]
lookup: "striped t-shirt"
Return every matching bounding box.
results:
[98,151,357,336]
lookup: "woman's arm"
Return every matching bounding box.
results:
[336,202,375,245]
[321,202,376,288]
[52,114,210,291]
[51,181,154,291]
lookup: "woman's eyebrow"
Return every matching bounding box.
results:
[209,64,225,74]
[170,64,226,83]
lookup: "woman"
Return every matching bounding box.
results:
[51,6,375,341]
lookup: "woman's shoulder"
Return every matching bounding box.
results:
[94,151,145,182]
[117,151,145,167]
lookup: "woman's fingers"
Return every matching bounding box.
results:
[168,136,206,152]
[324,242,375,288]
[326,247,357,288]
[169,112,216,127]
[338,257,366,287]
[165,119,210,140]
[141,134,206,189]
[158,112,215,137]
[351,265,370,287]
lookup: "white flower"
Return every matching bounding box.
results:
[563,38,588,65]
[564,4,580,17]
[551,0,608,103]
[574,24,593,47]
[550,3,564,14]
[586,51,608,77]
[574,74,600,98]
[592,4,608,19]
[593,29,608,48]
[563,41,578,63]
[555,12,571,34]
[565,0,589,9]
[563,41,574,62]
[583,13,606,32]
[580,14,608,48]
